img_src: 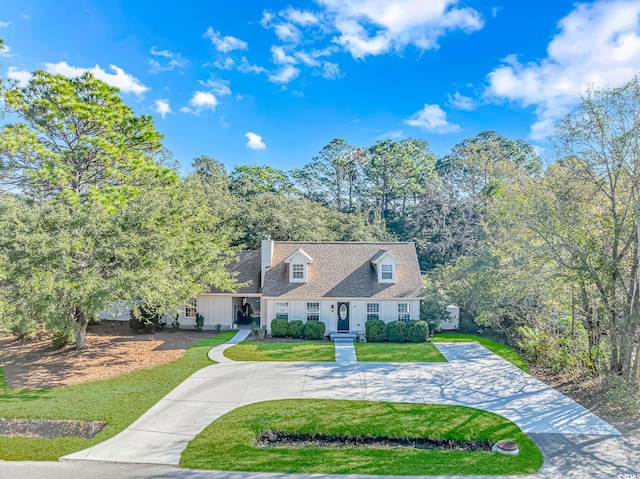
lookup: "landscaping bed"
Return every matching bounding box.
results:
[180,399,543,475]
[0,320,217,389]
[0,418,106,439]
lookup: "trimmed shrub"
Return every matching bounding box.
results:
[288,320,305,338]
[304,320,326,340]
[271,319,289,337]
[387,321,406,343]
[365,319,386,342]
[406,320,429,343]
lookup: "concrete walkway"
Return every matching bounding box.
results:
[63,333,619,467]
[334,338,358,363]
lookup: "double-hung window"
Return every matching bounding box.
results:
[306,302,320,321]
[292,264,304,280]
[185,298,197,318]
[275,301,289,320]
[381,264,394,280]
[397,303,410,322]
[366,303,380,321]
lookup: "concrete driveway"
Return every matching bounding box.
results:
[62,331,619,467]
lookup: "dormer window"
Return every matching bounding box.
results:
[284,248,313,283]
[371,250,400,284]
[381,264,394,280]
[292,264,304,280]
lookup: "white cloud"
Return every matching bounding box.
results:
[268,65,300,84]
[153,99,172,118]
[204,27,248,53]
[274,23,301,43]
[317,0,483,59]
[7,66,31,86]
[403,103,461,133]
[200,78,232,96]
[283,8,320,26]
[447,91,477,111]
[180,91,218,114]
[245,132,266,150]
[43,61,148,95]
[0,21,13,28]
[237,57,267,74]
[320,61,343,79]
[271,45,297,65]
[148,46,186,73]
[0,43,14,57]
[377,129,405,140]
[486,0,640,139]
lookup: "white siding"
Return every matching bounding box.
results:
[99,301,131,321]
[441,305,460,330]
[290,300,306,320]
[320,301,336,332]
[263,298,422,333]
[178,295,233,329]
[380,301,396,323]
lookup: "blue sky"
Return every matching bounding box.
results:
[2,1,640,173]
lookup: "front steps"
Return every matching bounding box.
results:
[329,331,358,342]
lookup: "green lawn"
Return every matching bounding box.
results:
[181,399,543,475]
[432,333,529,372]
[224,340,335,362]
[354,342,446,362]
[0,331,235,461]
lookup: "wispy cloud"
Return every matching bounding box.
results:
[447,91,477,111]
[148,46,187,73]
[204,27,248,53]
[153,99,172,119]
[268,65,300,84]
[44,61,148,95]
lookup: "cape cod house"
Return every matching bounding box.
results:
[178,238,425,335]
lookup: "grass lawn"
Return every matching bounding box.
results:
[180,399,543,475]
[432,333,529,372]
[0,331,235,461]
[354,342,446,362]
[224,340,335,362]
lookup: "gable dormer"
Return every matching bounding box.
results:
[371,250,400,284]
[284,248,313,283]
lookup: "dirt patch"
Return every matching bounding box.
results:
[0,418,106,439]
[0,320,220,389]
[256,431,493,451]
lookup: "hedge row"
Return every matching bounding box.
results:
[365,319,429,343]
[270,319,326,340]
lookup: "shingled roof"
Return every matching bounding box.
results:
[262,242,424,299]
[209,250,261,294]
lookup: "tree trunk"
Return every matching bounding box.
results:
[76,308,88,350]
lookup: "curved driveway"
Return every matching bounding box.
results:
[62,331,619,466]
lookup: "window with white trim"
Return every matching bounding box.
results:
[381,264,394,280]
[397,303,410,322]
[185,298,197,318]
[292,264,304,280]
[306,302,320,321]
[366,303,380,321]
[275,301,289,320]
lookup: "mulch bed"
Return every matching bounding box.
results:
[256,431,493,451]
[0,418,106,439]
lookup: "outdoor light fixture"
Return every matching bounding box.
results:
[330,304,335,313]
